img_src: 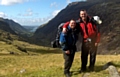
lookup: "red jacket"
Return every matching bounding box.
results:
[63,19,100,43]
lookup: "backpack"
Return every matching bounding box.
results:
[51,23,65,48]
[51,22,80,48]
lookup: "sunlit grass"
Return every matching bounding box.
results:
[0,41,120,77]
[0,53,120,77]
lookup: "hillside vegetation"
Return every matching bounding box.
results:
[0,43,120,77]
[1,18,30,35]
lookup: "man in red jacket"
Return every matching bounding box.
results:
[62,9,100,72]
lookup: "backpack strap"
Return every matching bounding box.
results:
[56,23,65,40]
[90,17,100,33]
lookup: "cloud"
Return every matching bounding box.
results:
[50,2,58,7]
[0,12,7,17]
[18,8,34,16]
[15,10,60,25]
[66,0,71,4]
[0,0,29,5]
[66,0,86,4]
[26,8,32,12]
[15,17,50,25]
[24,12,33,16]
[52,10,60,17]
[12,19,19,23]
[0,8,61,25]
[16,9,61,25]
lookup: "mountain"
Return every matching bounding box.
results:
[0,18,21,43]
[3,18,29,35]
[0,18,16,34]
[23,26,39,32]
[33,0,120,54]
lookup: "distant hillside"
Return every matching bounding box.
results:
[23,26,39,32]
[0,18,16,34]
[33,0,120,54]
[0,18,29,44]
[0,18,30,36]
[0,20,19,43]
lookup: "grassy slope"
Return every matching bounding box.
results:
[0,41,120,77]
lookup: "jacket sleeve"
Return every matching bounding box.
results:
[63,22,70,28]
[59,32,68,51]
[96,32,100,43]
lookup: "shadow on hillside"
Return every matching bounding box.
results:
[94,62,120,72]
[26,48,62,54]
[70,62,120,76]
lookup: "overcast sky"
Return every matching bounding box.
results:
[0,0,86,26]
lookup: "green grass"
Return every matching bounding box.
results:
[0,41,120,77]
[0,53,120,77]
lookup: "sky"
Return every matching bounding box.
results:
[0,0,86,26]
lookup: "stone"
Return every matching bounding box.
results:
[82,73,90,77]
[108,65,120,77]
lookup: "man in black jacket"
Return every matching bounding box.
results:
[59,19,78,77]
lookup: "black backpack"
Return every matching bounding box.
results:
[51,23,65,48]
[51,22,80,48]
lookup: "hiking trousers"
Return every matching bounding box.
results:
[63,50,75,74]
[81,41,97,71]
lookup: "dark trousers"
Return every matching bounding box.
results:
[63,50,75,74]
[81,42,97,70]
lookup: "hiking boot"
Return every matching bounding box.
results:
[88,66,94,72]
[65,73,71,77]
[79,69,86,73]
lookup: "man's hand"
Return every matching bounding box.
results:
[65,50,70,54]
[62,28,67,33]
[95,43,98,47]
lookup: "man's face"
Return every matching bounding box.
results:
[69,20,76,29]
[80,11,87,21]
